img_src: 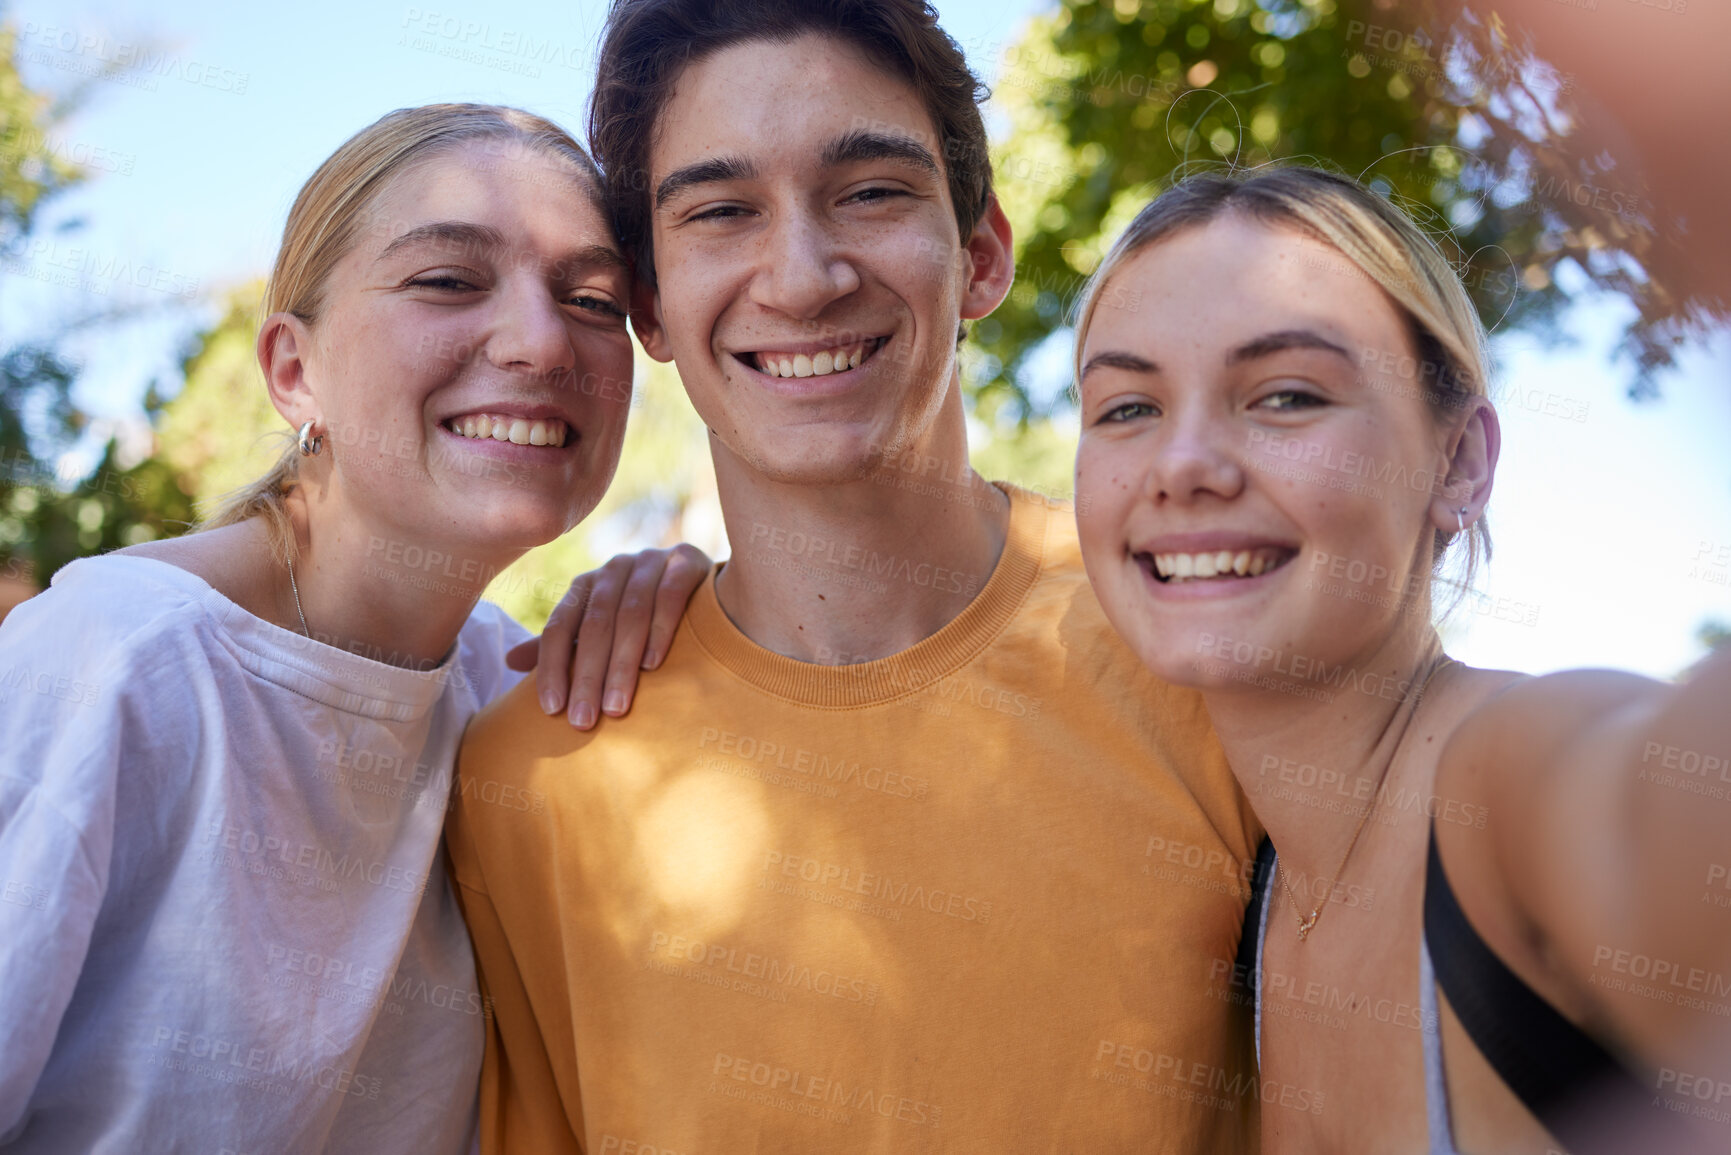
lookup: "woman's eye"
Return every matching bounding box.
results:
[406,274,482,292]
[1257,389,1325,412]
[571,295,626,318]
[1100,401,1159,423]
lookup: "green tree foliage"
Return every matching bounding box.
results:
[0,19,81,253]
[0,14,86,523]
[0,11,196,587]
[977,0,1711,417]
[1,441,194,577]
[154,282,290,508]
[970,414,1079,505]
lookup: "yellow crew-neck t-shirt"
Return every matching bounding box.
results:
[448,485,1265,1154]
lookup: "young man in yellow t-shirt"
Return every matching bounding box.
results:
[447,2,1266,1150]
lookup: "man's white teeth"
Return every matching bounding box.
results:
[755,343,868,378]
[447,414,568,447]
[1153,549,1288,582]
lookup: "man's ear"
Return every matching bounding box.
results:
[960,196,1016,321]
[630,275,674,363]
[1429,397,1500,532]
[257,312,321,429]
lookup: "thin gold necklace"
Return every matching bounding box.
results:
[1277,652,1454,941]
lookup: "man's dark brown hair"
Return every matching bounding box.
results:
[588,0,994,286]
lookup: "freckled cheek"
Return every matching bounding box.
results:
[880,227,958,291]
[1075,470,1136,555]
[1071,454,1099,503]
[395,319,483,380]
[1079,443,1136,495]
[329,358,427,438]
[653,252,721,319]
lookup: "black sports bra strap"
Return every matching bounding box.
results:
[1424,820,1675,1151]
[1236,837,1276,979]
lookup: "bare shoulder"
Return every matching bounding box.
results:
[1436,666,1666,864]
[1428,652,1731,1060]
[1433,667,1669,983]
[1439,668,1664,803]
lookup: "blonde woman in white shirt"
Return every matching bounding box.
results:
[0,104,703,1154]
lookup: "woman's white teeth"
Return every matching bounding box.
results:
[1153,549,1287,582]
[448,414,568,447]
[756,344,867,378]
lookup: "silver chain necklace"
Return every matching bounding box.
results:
[285,553,311,639]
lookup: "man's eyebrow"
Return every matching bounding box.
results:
[655,156,758,209]
[1080,350,1159,381]
[559,244,628,273]
[819,129,940,178]
[1226,329,1354,366]
[378,221,507,260]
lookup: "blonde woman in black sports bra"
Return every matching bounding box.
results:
[1071,166,1730,1154]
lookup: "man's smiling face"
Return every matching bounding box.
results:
[634,32,1002,484]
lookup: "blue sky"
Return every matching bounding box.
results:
[7,0,1730,678]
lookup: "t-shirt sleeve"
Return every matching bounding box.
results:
[457,601,534,709]
[446,812,583,1155]
[0,590,124,1137]
[457,885,584,1155]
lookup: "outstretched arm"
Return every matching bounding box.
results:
[1439,645,1731,1073]
[506,544,712,729]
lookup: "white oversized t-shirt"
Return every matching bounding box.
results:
[0,554,530,1153]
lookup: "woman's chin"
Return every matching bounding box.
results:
[1118,614,1307,695]
[386,499,582,570]
[1106,618,1215,691]
[437,479,602,538]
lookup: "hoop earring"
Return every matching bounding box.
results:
[1456,506,1468,535]
[298,420,324,457]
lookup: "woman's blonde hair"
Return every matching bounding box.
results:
[200,103,604,561]
[1072,165,1493,607]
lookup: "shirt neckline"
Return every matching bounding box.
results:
[683,483,1049,709]
[77,554,467,721]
